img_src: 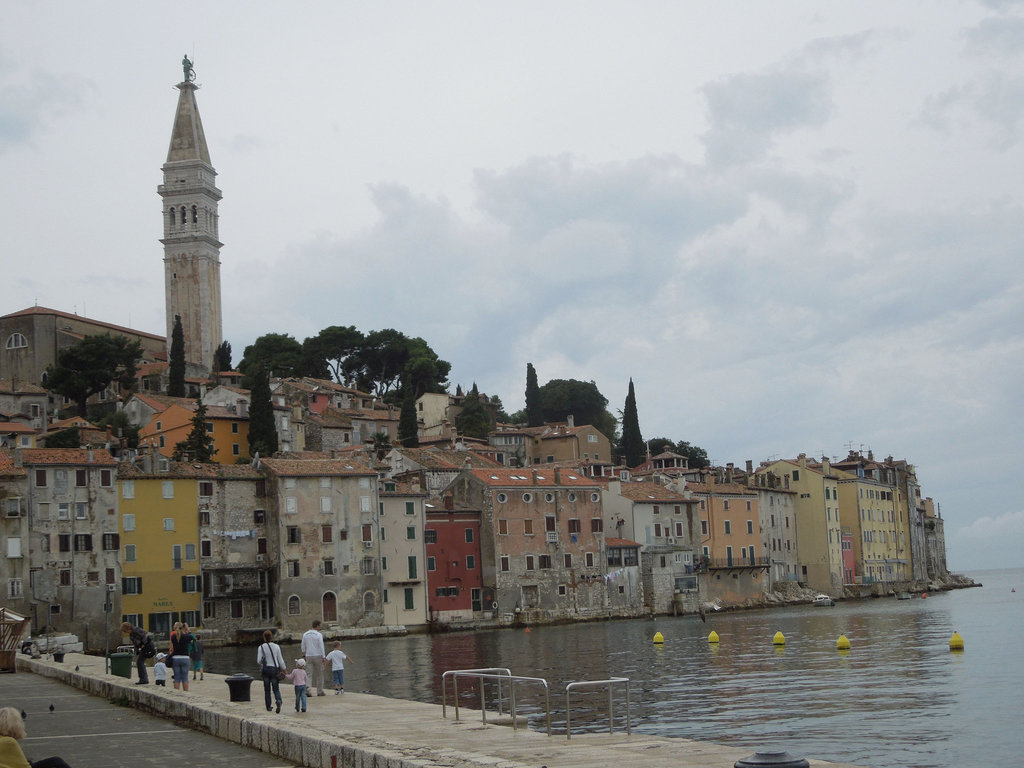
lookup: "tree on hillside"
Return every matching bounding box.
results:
[525,363,543,427]
[646,437,710,469]
[302,325,365,383]
[212,341,233,374]
[247,366,278,458]
[538,378,618,443]
[619,378,644,467]
[168,315,186,397]
[44,334,143,417]
[341,329,450,401]
[456,383,492,439]
[172,396,217,462]
[238,333,308,386]
[398,382,419,447]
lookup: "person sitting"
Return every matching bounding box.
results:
[0,706,72,768]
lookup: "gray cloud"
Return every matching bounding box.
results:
[701,68,833,166]
[922,72,1024,150]
[964,16,1024,56]
[0,54,86,153]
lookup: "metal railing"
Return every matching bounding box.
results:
[442,668,551,735]
[565,677,631,739]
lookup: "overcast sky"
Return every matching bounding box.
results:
[2,2,1022,572]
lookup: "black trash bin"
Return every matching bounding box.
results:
[225,674,254,702]
[109,652,133,678]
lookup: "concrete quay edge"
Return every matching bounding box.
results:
[16,653,864,768]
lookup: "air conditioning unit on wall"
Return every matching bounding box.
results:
[363,540,373,548]
[256,554,265,562]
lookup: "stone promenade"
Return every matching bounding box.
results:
[15,653,861,768]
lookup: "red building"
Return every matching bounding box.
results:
[425,504,484,623]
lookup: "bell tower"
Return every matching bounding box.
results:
[159,55,222,372]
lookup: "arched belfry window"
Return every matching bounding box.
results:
[180,206,187,225]
[191,205,198,224]
[168,209,176,228]
[6,333,28,350]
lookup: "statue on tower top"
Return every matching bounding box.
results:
[182,54,196,83]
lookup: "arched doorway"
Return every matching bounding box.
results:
[322,592,337,623]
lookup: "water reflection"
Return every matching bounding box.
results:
[206,569,1023,768]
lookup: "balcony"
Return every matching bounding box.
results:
[705,556,770,570]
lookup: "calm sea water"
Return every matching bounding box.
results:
[207,567,1022,768]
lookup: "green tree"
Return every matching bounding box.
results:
[42,427,80,449]
[646,437,709,469]
[456,383,492,439]
[212,341,233,374]
[172,396,217,462]
[525,363,543,427]
[538,378,617,443]
[341,329,450,401]
[44,334,143,417]
[619,378,644,467]
[238,333,306,385]
[399,382,419,447]
[95,409,140,451]
[247,366,278,458]
[168,315,186,397]
[302,325,365,382]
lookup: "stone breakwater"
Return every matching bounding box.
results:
[16,652,864,768]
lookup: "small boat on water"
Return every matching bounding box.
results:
[812,594,835,607]
[896,591,912,600]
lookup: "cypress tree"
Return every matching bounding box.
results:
[213,341,232,374]
[525,363,543,427]
[399,382,419,447]
[247,366,278,458]
[620,378,645,468]
[456,383,492,439]
[172,396,217,462]
[168,315,186,397]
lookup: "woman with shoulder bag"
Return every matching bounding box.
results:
[256,630,285,713]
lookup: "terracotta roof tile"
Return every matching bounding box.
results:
[259,456,376,477]
[21,448,117,466]
[614,481,692,503]
[467,468,599,488]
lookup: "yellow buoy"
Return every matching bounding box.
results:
[949,631,964,651]
[836,634,850,650]
[653,631,665,644]
[773,631,786,646]
[707,630,720,643]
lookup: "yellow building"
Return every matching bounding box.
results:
[832,454,909,586]
[119,457,203,636]
[136,402,249,463]
[761,456,843,593]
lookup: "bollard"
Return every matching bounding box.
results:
[225,673,254,702]
[734,749,810,768]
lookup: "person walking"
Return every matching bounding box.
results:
[120,622,154,685]
[256,630,285,714]
[189,633,204,681]
[168,622,192,692]
[300,620,327,696]
[325,640,353,694]
[284,658,308,712]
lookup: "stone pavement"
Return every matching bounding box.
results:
[13,652,863,768]
[0,665,296,767]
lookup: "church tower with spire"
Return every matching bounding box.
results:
[159,56,222,372]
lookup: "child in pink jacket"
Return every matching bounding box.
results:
[285,658,308,712]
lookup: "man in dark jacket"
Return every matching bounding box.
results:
[121,622,154,684]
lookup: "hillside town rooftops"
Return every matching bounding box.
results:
[20,448,117,466]
[259,455,376,477]
[468,467,600,488]
[615,481,693,503]
[117,459,261,479]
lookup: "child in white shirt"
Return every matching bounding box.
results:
[153,653,168,686]
[285,658,308,712]
[325,641,353,694]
